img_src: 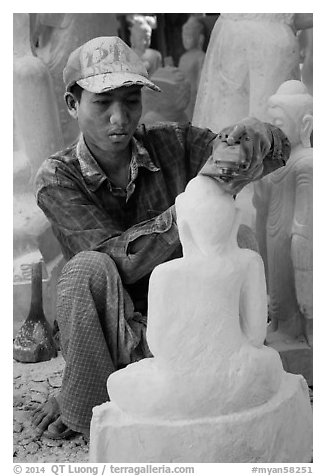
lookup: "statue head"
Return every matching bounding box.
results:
[182,16,205,51]
[267,80,313,148]
[176,176,239,256]
[128,15,155,53]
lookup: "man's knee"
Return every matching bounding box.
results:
[58,251,120,286]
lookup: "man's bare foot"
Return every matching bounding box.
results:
[43,416,78,440]
[31,395,81,440]
[31,396,60,434]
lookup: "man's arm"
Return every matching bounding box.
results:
[36,173,180,285]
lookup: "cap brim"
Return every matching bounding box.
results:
[77,72,161,93]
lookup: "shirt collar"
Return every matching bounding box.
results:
[76,134,160,192]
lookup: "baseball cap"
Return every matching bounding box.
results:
[63,36,161,93]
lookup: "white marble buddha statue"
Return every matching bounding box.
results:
[107,174,284,420]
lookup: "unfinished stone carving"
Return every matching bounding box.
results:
[253,80,313,384]
[178,16,205,120]
[90,173,312,463]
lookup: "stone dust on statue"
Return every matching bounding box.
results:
[90,145,312,462]
[178,16,206,121]
[128,15,162,78]
[253,80,313,384]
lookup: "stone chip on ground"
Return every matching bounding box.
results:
[29,381,49,394]
[30,392,47,404]
[25,442,40,454]
[48,375,62,388]
[13,422,23,433]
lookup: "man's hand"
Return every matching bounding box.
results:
[199,117,283,195]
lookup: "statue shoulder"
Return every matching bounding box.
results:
[151,258,185,280]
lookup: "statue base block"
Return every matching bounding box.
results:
[89,373,312,463]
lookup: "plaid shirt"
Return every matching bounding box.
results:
[35,121,289,285]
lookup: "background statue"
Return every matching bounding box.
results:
[127,14,162,78]
[192,13,313,234]
[141,66,190,124]
[178,16,206,120]
[13,12,64,259]
[253,80,313,354]
[192,13,313,131]
[31,13,119,146]
[13,13,65,335]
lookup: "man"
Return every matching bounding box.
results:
[31,36,290,439]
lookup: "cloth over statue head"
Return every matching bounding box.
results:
[63,36,161,94]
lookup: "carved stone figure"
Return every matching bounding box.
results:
[178,16,206,120]
[128,14,162,78]
[31,13,119,146]
[192,13,301,131]
[141,66,190,124]
[253,80,313,383]
[90,174,312,463]
[13,12,64,256]
[191,13,312,231]
[13,13,65,334]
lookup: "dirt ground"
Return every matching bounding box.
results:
[13,352,89,463]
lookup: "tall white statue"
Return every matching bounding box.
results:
[13,12,64,255]
[31,13,119,146]
[253,81,313,363]
[90,170,312,463]
[192,13,312,131]
[192,13,312,233]
[13,13,65,333]
[128,14,162,78]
